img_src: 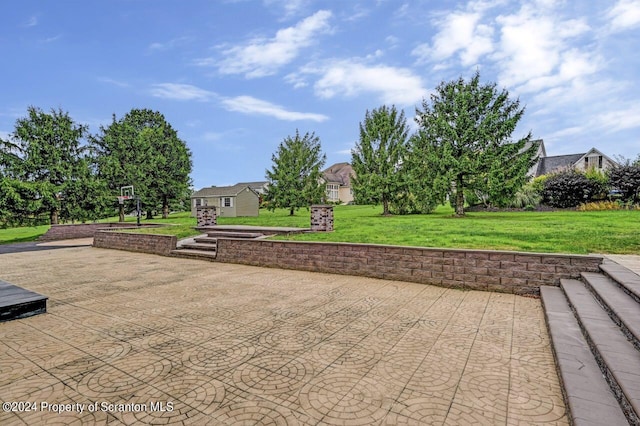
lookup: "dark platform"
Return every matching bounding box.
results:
[0,280,47,322]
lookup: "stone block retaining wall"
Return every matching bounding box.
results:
[39,223,159,241]
[93,231,176,256]
[215,239,603,296]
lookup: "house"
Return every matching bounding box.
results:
[322,162,355,204]
[190,184,259,217]
[529,140,616,178]
[237,181,269,195]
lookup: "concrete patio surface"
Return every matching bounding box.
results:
[0,246,567,425]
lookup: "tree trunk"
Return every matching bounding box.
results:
[119,205,125,223]
[455,175,465,216]
[50,209,58,225]
[289,206,294,216]
[146,210,153,220]
[382,198,390,216]
[162,195,169,219]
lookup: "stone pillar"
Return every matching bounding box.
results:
[196,206,217,227]
[310,205,334,232]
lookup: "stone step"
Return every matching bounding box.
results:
[193,236,218,244]
[178,243,217,252]
[582,272,640,351]
[170,249,217,261]
[600,262,640,305]
[541,286,628,426]
[205,231,265,239]
[561,278,640,424]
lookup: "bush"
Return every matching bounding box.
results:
[542,169,604,208]
[509,182,542,208]
[608,162,640,203]
[578,200,640,211]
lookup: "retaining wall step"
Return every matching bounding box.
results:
[600,262,640,305]
[561,278,640,424]
[193,236,219,244]
[541,286,628,426]
[582,272,640,351]
[170,249,217,260]
[205,231,265,239]
[179,243,218,252]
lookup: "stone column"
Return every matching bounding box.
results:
[196,206,217,227]
[310,205,334,232]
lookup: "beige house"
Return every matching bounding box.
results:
[191,184,259,217]
[529,140,616,177]
[322,162,355,204]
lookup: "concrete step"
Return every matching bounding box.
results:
[193,236,218,244]
[170,249,217,261]
[541,286,628,426]
[179,242,217,252]
[582,272,640,351]
[205,231,265,239]
[601,262,640,305]
[0,280,48,322]
[561,278,640,424]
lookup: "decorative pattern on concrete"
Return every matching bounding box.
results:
[0,247,567,425]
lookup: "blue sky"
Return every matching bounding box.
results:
[1,0,639,190]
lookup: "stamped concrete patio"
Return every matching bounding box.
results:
[0,246,567,425]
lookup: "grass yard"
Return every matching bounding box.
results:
[1,205,638,254]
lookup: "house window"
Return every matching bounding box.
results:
[195,198,201,207]
[326,184,339,202]
[598,156,603,168]
[223,197,233,207]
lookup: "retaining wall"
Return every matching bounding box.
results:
[93,231,176,256]
[215,239,603,296]
[39,222,160,241]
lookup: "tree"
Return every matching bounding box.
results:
[608,157,640,204]
[351,105,409,215]
[0,106,89,224]
[265,130,326,215]
[410,71,537,216]
[92,109,192,220]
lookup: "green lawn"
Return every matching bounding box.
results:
[1,206,639,254]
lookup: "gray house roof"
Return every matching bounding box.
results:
[536,153,586,176]
[192,184,253,198]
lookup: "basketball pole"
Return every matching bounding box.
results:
[136,195,141,227]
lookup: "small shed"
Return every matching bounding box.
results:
[191,184,259,217]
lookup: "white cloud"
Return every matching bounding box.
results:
[215,10,332,78]
[607,0,640,32]
[412,11,494,67]
[24,16,38,27]
[147,37,190,53]
[98,77,130,88]
[597,104,640,132]
[493,6,592,91]
[221,96,329,122]
[149,83,217,101]
[263,0,309,20]
[309,60,426,106]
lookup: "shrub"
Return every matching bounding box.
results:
[608,162,640,203]
[542,169,604,208]
[509,182,542,208]
[577,201,622,211]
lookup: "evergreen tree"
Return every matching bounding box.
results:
[265,130,326,216]
[351,105,409,215]
[92,109,192,220]
[410,71,537,216]
[0,107,90,224]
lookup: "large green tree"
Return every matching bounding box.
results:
[0,106,92,225]
[410,71,537,216]
[265,130,326,216]
[351,105,409,215]
[92,109,192,220]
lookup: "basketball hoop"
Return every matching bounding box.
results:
[117,195,133,204]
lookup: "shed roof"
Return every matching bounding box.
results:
[322,162,354,187]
